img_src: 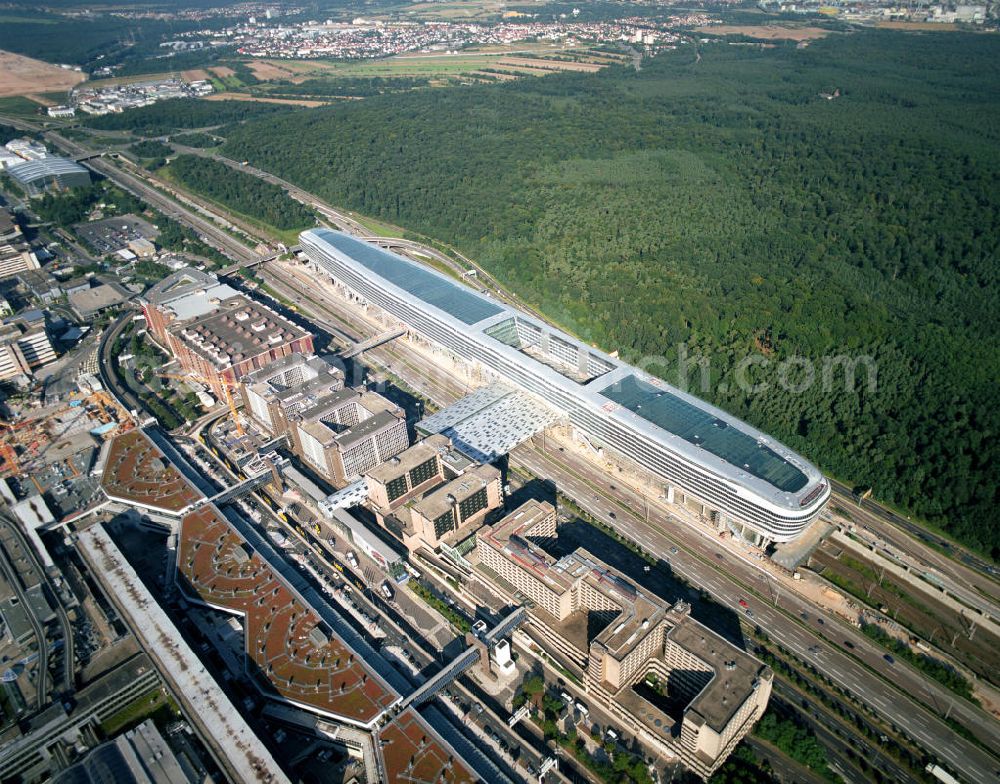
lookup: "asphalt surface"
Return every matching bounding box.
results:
[258,262,1000,784]
[54,110,998,782]
[43,131,261,266]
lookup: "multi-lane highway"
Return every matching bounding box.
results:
[41,131,262,266]
[257,259,1000,783]
[58,113,1000,781]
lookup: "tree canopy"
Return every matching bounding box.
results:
[221,30,1000,559]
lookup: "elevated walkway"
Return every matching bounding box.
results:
[206,469,275,506]
[341,327,406,359]
[396,606,526,711]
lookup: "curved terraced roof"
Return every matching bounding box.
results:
[100,430,202,514]
[177,504,397,725]
[379,709,477,784]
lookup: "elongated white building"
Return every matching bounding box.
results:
[300,229,829,544]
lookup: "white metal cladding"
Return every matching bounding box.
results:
[300,230,830,542]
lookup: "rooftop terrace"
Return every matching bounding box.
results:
[100,430,202,515]
[177,504,397,726]
[378,709,476,784]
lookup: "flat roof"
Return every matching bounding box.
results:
[378,709,477,784]
[335,409,401,448]
[366,435,444,484]
[168,295,309,370]
[416,384,511,434]
[313,232,503,325]
[479,500,574,594]
[144,267,219,305]
[100,430,202,514]
[666,611,769,734]
[410,464,499,521]
[177,503,397,725]
[296,387,359,423]
[68,283,130,316]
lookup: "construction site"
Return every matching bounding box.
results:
[0,390,133,514]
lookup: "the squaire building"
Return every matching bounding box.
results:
[300,229,829,544]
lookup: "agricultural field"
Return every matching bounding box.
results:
[0,49,84,98]
[234,43,628,101]
[0,95,48,120]
[400,0,506,20]
[203,93,329,107]
[696,25,832,41]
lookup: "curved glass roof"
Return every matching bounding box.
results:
[600,374,808,493]
[313,230,503,325]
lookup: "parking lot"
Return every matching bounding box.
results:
[74,214,158,255]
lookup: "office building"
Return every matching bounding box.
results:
[475,500,772,779]
[0,208,22,243]
[0,243,38,280]
[161,293,313,399]
[289,386,408,485]
[0,317,57,380]
[240,353,345,435]
[364,433,473,511]
[141,267,239,346]
[93,430,494,784]
[399,463,502,553]
[240,353,406,486]
[301,229,829,545]
[0,207,38,281]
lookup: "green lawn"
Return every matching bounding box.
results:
[0,96,45,119]
[99,689,179,736]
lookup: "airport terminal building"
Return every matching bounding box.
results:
[300,229,830,545]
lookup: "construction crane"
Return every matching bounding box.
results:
[156,371,245,436]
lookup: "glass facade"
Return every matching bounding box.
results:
[385,475,408,503]
[408,457,439,488]
[433,510,456,537]
[458,487,488,521]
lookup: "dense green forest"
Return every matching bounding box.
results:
[0,11,217,69]
[130,140,173,169]
[265,76,432,98]
[162,155,316,232]
[221,31,999,558]
[170,132,222,148]
[83,98,297,136]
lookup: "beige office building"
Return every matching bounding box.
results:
[475,501,772,779]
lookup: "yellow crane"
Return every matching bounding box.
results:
[156,371,245,436]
